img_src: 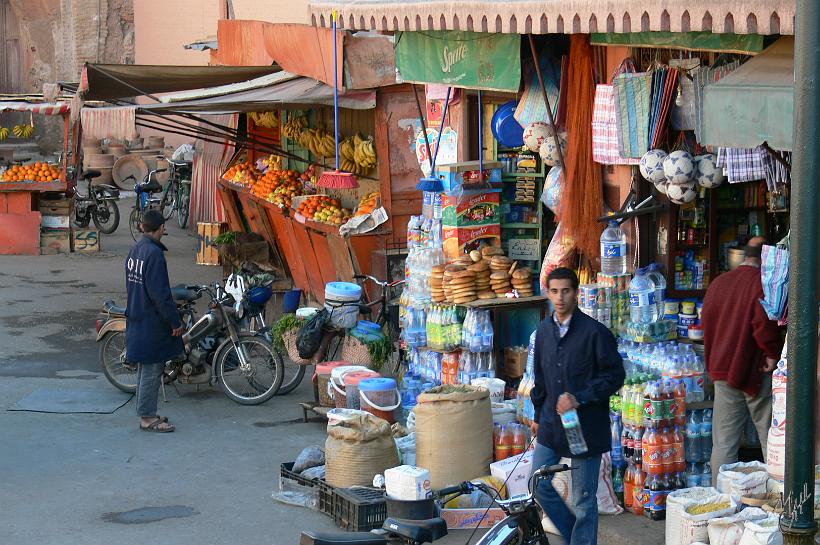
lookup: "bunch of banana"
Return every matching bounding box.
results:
[0,127,8,140]
[340,136,356,163]
[353,133,377,172]
[249,111,278,129]
[282,115,308,139]
[12,124,34,138]
[577,266,593,286]
[298,128,337,158]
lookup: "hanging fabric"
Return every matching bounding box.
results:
[759,243,790,322]
[190,113,238,225]
[716,147,767,183]
[613,70,652,158]
[514,55,561,129]
[592,58,640,165]
[693,59,741,142]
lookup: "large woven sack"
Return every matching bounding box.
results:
[325,409,399,488]
[341,335,373,367]
[415,385,493,488]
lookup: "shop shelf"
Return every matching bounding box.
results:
[332,487,387,531]
[502,223,539,229]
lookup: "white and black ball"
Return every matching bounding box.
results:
[663,150,696,185]
[639,149,668,184]
[695,154,725,188]
[667,181,698,204]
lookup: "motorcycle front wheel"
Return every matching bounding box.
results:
[129,208,141,241]
[92,199,120,234]
[99,330,137,393]
[216,334,283,405]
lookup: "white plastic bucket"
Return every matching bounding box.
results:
[296,307,319,320]
[324,282,362,329]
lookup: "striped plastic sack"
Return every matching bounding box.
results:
[613,72,652,158]
[759,244,790,321]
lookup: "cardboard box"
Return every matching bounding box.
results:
[441,190,500,227]
[440,507,507,529]
[438,161,502,192]
[503,347,528,378]
[490,450,534,498]
[442,223,501,260]
[72,228,100,253]
[384,465,432,501]
[40,230,70,254]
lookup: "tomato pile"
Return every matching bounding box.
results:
[252,169,304,207]
[296,195,353,226]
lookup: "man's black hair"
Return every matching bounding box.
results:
[141,209,166,233]
[546,267,579,290]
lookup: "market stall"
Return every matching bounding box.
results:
[0,100,71,255]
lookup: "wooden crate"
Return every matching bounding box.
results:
[196,222,227,266]
[41,230,70,254]
[71,228,100,253]
[39,199,71,216]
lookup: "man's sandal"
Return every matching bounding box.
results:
[140,418,175,433]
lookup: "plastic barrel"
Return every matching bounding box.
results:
[324,282,362,329]
[343,370,381,410]
[359,377,400,424]
[316,361,351,407]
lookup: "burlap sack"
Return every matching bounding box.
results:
[415,385,493,488]
[325,409,399,487]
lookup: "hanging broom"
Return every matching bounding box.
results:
[317,11,359,190]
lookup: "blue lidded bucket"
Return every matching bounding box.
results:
[324,282,363,329]
[283,289,303,314]
[359,377,400,424]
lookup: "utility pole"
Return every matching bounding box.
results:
[781,0,819,544]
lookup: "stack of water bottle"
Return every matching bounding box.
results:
[599,221,632,333]
[683,408,714,487]
[404,216,446,307]
[578,283,613,329]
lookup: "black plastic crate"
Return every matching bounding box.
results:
[332,487,387,532]
[280,462,320,488]
[317,480,335,516]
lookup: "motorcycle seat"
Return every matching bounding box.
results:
[82,169,101,180]
[299,531,386,545]
[382,517,448,544]
[171,285,200,302]
[103,300,127,316]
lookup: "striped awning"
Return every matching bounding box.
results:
[0,101,70,115]
[307,1,794,35]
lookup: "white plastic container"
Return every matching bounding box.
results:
[324,282,362,329]
[296,307,319,319]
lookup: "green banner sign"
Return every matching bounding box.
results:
[395,31,521,92]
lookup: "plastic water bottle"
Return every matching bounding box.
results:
[611,414,625,467]
[629,269,658,323]
[686,462,701,488]
[700,462,712,487]
[560,408,589,455]
[600,220,628,275]
[480,311,494,352]
[684,410,702,463]
[689,355,705,403]
[700,409,713,463]
[645,264,667,319]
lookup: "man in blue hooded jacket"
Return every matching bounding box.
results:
[126,209,184,433]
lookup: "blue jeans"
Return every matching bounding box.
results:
[532,442,601,545]
[135,362,164,418]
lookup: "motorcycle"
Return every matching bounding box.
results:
[70,169,121,234]
[300,464,573,545]
[96,282,284,405]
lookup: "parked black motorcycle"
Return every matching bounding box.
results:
[71,169,120,234]
[96,282,284,405]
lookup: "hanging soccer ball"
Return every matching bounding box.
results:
[695,153,725,188]
[639,149,668,184]
[654,180,670,196]
[667,181,698,204]
[663,150,696,185]
[538,133,567,166]
[523,121,552,153]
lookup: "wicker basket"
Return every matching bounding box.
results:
[283,328,317,365]
[341,335,373,367]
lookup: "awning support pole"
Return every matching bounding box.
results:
[782,1,819,543]
[527,35,565,170]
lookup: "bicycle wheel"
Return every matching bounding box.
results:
[216,334,283,405]
[160,185,175,221]
[176,183,190,229]
[272,349,307,395]
[92,198,120,234]
[128,208,142,241]
[99,331,136,393]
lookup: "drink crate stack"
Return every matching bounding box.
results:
[38,197,71,254]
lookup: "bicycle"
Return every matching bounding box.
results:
[353,273,405,375]
[300,463,573,545]
[124,167,167,241]
[158,159,192,228]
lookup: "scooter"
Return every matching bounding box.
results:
[300,464,572,545]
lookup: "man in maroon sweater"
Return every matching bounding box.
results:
[702,237,784,482]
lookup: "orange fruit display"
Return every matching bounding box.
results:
[2,162,61,183]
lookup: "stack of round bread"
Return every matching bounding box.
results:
[487,255,512,296]
[511,267,534,297]
[430,264,446,303]
[443,264,477,304]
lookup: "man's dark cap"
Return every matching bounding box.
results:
[141,209,166,232]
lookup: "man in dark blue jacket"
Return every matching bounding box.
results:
[126,209,184,433]
[530,267,624,545]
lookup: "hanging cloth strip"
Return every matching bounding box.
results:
[693,60,741,142]
[716,147,767,183]
[758,148,791,191]
[613,71,652,158]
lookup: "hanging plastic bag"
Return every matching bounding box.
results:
[540,166,564,214]
[759,243,790,322]
[296,308,329,359]
[539,223,576,292]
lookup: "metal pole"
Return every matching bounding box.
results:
[782,0,819,543]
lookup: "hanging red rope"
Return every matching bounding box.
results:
[558,35,605,262]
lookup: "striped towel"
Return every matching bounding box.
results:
[613,72,651,158]
[80,107,137,139]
